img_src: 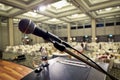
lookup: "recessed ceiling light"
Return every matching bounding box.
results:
[117,6,120,8]
[33,10,37,12]
[105,7,112,11]
[99,10,102,12]
[68,14,86,18]
[47,5,51,8]
[48,18,60,21]
[39,6,46,11]
[71,14,79,17]
[96,10,102,12]
[52,0,69,9]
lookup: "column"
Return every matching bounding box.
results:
[67,23,71,42]
[104,18,106,35]
[8,18,14,46]
[91,19,96,42]
[0,17,2,49]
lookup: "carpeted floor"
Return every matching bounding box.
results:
[106,68,120,80]
[2,52,120,80]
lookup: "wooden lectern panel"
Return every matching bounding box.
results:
[0,60,33,80]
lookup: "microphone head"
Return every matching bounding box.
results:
[18,19,35,34]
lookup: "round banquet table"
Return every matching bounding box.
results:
[0,60,33,80]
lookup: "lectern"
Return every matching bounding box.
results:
[21,57,109,80]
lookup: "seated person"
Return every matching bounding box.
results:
[74,43,83,55]
[97,52,111,63]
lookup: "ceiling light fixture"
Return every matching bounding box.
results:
[47,5,51,8]
[39,6,46,11]
[96,10,102,12]
[117,6,120,8]
[99,10,102,12]
[68,14,86,18]
[52,0,69,9]
[49,18,60,21]
[71,14,79,17]
[33,10,37,13]
[105,7,112,11]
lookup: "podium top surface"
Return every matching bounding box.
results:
[21,57,109,80]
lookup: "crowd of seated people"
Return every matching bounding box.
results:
[4,42,120,68]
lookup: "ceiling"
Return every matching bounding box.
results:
[0,0,120,25]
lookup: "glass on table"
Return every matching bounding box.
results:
[32,56,41,68]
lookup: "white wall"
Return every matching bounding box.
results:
[0,23,9,49]
[115,26,120,35]
[55,26,120,37]
[96,26,120,35]
[13,25,22,45]
[0,21,120,49]
[55,29,68,37]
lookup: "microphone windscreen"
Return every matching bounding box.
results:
[18,19,35,34]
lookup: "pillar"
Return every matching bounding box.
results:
[91,19,96,42]
[0,17,2,49]
[8,18,14,46]
[67,23,71,42]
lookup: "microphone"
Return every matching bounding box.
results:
[18,19,62,43]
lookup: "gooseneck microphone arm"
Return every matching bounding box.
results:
[18,19,118,80]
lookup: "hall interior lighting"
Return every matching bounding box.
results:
[39,6,46,11]
[52,0,69,9]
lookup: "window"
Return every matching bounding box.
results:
[58,26,61,29]
[71,27,76,29]
[96,23,104,27]
[105,22,114,26]
[116,22,120,25]
[78,26,83,29]
[85,25,91,28]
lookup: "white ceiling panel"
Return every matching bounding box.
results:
[0,0,119,24]
[88,0,109,5]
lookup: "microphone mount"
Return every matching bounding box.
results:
[35,57,49,73]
